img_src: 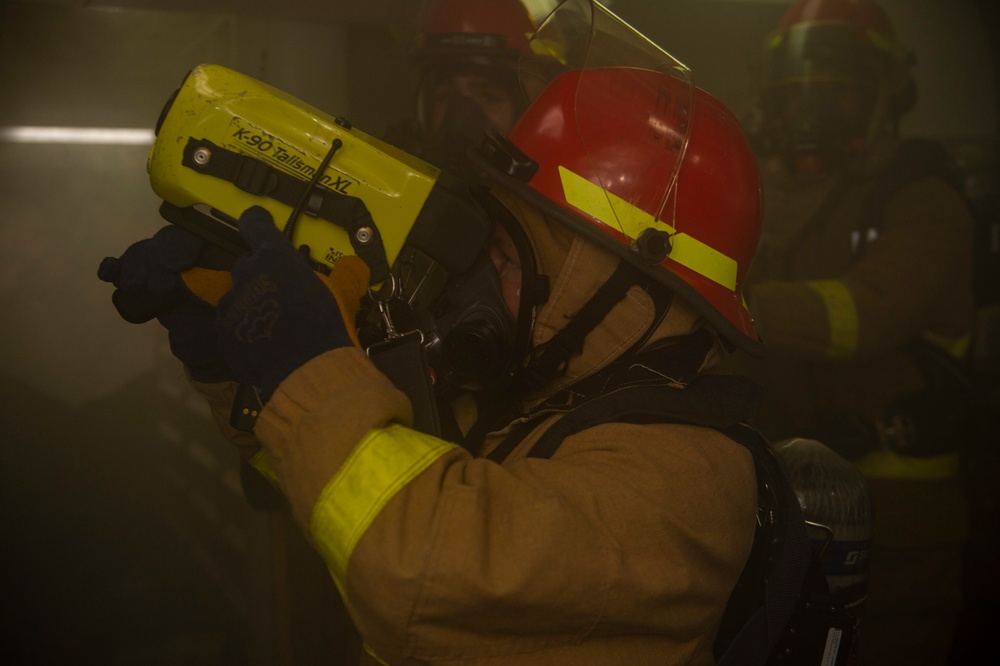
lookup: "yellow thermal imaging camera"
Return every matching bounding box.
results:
[135,64,506,433]
[148,63,490,287]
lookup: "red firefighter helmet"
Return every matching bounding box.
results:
[757,0,915,170]
[415,0,535,64]
[474,0,763,354]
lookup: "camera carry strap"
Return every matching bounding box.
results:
[180,137,392,284]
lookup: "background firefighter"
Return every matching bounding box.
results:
[726,0,980,663]
[382,0,536,174]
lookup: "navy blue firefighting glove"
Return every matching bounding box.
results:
[216,206,369,403]
[98,225,234,383]
[99,224,203,320]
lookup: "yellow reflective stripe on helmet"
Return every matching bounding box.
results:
[806,279,859,359]
[558,166,738,291]
[855,450,962,480]
[310,424,455,596]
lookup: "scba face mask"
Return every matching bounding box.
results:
[416,62,523,174]
[424,93,499,173]
[425,247,518,390]
[761,80,878,176]
[364,192,543,395]
[757,14,906,177]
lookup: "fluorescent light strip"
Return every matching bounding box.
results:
[0,126,156,145]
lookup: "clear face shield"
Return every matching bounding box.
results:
[365,1,699,395]
[515,0,695,240]
[759,26,881,174]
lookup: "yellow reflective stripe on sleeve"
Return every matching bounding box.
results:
[250,449,280,488]
[854,450,962,480]
[363,642,392,666]
[558,166,738,291]
[310,424,455,595]
[866,28,909,62]
[805,279,859,359]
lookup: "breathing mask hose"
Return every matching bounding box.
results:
[773,437,874,618]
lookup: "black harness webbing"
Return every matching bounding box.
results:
[794,139,964,265]
[516,261,642,394]
[484,331,714,463]
[524,373,763,460]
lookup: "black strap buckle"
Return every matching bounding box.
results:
[231,156,278,196]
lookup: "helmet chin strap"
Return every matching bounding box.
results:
[458,187,549,392]
[454,255,674,452]
[515,260,674,395]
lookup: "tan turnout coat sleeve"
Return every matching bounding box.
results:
[192,187,758,665]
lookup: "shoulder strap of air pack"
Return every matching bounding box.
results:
[522,373,764,459]
[811,138,966,261]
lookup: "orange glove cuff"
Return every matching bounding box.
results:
[319,255,371,348]
[180,266,234,306]
[182,256,370,348]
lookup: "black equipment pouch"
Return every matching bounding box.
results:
[768,602,857,665]
[368,330,441,437]
[765,558,858,666]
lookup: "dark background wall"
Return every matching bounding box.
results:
[1,1,996,664]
